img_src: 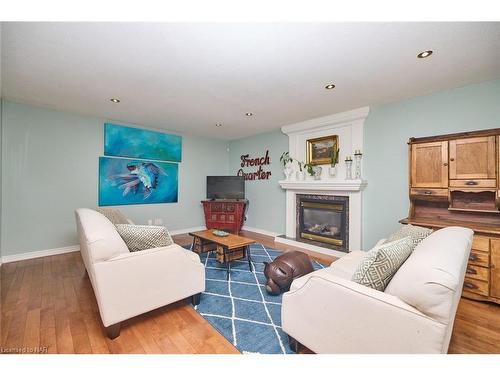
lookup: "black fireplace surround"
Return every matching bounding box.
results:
[296,194,349,252]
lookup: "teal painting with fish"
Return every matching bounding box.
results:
[104,123,182,162]
[99,157,178,206]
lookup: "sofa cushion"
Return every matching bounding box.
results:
[327,251,366,280]
[387,224,433,248]
[75,208,129,263]
[96,207,130,224]
[385,227,473,324]
[351,237,414,291]
[115,224,174,252]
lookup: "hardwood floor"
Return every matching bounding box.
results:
[1,230,499,354]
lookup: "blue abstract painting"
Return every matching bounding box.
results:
[99,157,178,206]
[104,123,182,162]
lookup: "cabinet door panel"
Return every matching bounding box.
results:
[491,239,500,299]
[411,141,448,188]
[449,136,496,179]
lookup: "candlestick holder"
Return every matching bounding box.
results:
[345,156,353,180]
[354,150,363,179]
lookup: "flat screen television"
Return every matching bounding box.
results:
[207,176,245,200]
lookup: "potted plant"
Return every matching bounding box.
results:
[329,148,340,177]
[295,160,306,180]
[305,163,322,180]
[280,151,294,180]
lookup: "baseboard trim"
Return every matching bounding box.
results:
[169,226,206,236]
[1,245,81,264]
[1,226,208,264]
[241,226,282,238]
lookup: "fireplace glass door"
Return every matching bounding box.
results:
[297,196,348,251]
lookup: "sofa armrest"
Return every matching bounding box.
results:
[92,244,205,327]
[282,271,447,353]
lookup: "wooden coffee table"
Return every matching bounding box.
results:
[189,230,255,280]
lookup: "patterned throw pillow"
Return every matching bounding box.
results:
[115,224,174,252]
[387,224,433,248]
[96,208,130,225]
[351,237,414,291]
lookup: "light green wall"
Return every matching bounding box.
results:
[363,79,500,248]
[228,129,288,234]
[1,101,229,256]
[2,79,499,257]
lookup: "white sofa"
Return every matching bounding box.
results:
[75,208,205,339]
[282,226,473,353]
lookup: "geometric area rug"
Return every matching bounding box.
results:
[185,243,324,354]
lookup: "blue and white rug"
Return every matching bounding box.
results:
[185,243,324,354]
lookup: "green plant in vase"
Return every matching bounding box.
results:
[329,148,340,177]
[280,151,294,180]
[304,163,321,180]
[295,160,306,180]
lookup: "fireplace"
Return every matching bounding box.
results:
[296,194,349,252]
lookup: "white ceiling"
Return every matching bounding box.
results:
[2,22,500,140]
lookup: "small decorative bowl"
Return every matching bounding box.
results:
[212,230,229,237]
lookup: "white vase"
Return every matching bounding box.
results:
[328,165,337,177]
[296,170,306,181]
[283,166,293,180]
[312,166,322,180]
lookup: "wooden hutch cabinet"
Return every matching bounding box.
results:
[410,141,448,188]
[403,128,500,304]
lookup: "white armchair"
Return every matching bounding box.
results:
[282,227,473,353]
[75,208,205,339]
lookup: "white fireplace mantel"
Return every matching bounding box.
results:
[279,179,367,192]
[275,106,370,257]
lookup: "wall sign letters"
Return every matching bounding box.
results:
[237,150,272,181]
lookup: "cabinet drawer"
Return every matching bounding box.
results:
[410,188,448,198]
[465,264,489,282]
[472,236,490,252]
[463,277,489,297]
[211,203,223,212]
[450,179,497,188]
[468,249,490,267]
[218,214,226,221]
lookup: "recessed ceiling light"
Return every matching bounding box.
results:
[110,98,120,103]
[215,123,223,127]
[245,112,253,116]
[417,50,433,59]
[325,84,336,90]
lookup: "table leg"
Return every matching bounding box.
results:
[190,236,196,252]
[224,246,231,280]
[246,245,253,272]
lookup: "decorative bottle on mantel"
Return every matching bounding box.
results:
[345,156,353,180]
[354,150,363,179]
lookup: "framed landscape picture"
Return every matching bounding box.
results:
[99,157,178,206]
[306,135,339,165]
[104,123,182,162]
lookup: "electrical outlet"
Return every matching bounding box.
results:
[147,219,153,225]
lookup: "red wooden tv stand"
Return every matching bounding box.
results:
[202,199,248,234]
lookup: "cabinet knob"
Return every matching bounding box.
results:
[466,267,477,275]
[464,282,477,290]
[443,163,448,166]
[450,158,455,162]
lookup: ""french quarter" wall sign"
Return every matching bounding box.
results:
[237,150,272,181]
